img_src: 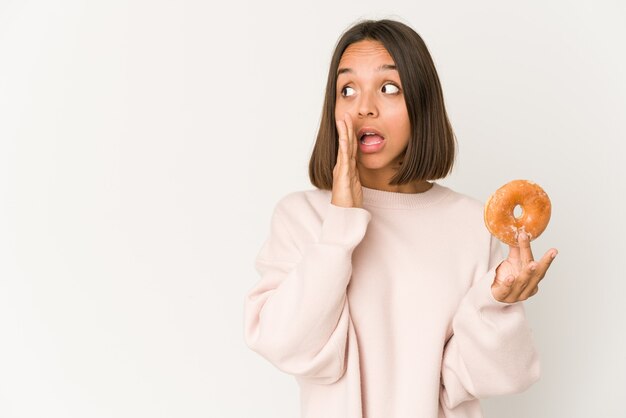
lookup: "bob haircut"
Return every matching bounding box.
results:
[308,19,457,190]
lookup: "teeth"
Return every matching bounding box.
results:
[359,131,383,144]
[360,132,377,140]
[360,138,382,145]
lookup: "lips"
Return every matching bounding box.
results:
[357,127,385,142]
[357,127,386,153]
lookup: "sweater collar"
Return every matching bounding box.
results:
[361,182,451,209]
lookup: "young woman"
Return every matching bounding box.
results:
[244,18,557,418]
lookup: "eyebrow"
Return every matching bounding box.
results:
[337,64,397,76]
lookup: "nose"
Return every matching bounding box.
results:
[357,90,378,118]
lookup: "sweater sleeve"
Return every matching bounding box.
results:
[243,198,372,385]
[440,235,541,410]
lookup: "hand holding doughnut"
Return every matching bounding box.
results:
[485,180,558,303]
[491,230,558,303]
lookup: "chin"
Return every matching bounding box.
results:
[358,160,394,172]
[359,153,390,165]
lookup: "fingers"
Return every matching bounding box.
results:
[493,245,558,303]
[336,114,355,161]
[491,273,516,302]
[494,269,537,303]
[333,114,363,207]
[514,247,558,300]
[344,113,357,160]
[507,244,520,263]
[518,230,534,265]
[343,114,352,161]
[335,117,348,166]
[517,247,558,299]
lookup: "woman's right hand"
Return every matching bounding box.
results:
[332,113,363,208]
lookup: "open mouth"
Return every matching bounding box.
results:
[359,132,385,145]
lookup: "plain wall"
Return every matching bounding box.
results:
[1,0,624,417]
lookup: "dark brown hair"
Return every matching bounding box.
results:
[308,19,457,189]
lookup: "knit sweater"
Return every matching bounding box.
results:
[243,182,541,418]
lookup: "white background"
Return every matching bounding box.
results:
[1,0,624,417]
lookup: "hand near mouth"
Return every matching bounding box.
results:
[332,113,364,208]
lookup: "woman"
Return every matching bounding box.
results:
[244,18,557,418]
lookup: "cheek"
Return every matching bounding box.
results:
[334,100,348,117]
[389,108,410,130]
[388,109,411,143]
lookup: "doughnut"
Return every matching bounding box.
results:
[484,179,552,247]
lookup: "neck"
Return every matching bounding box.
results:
[359,171,433,194]
[357,161,434,193]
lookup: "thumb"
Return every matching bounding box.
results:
[492,275,515,301]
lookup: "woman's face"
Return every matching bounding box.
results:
[335,39,411,181]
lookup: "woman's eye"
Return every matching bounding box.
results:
[341,86,356,97]
[382,83,400,94]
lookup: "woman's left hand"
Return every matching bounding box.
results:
[491,231,558,303]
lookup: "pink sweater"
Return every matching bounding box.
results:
[244,183,541,418]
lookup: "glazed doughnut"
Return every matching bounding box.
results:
[484,180,552,247]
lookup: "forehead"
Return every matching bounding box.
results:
[338,39,394,66]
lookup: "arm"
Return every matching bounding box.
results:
[440,235,541,409]
[244,199,371,384]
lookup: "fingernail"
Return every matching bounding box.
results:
[530,263,536,271]
[551,251,558,259]
[519,231,527,240]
